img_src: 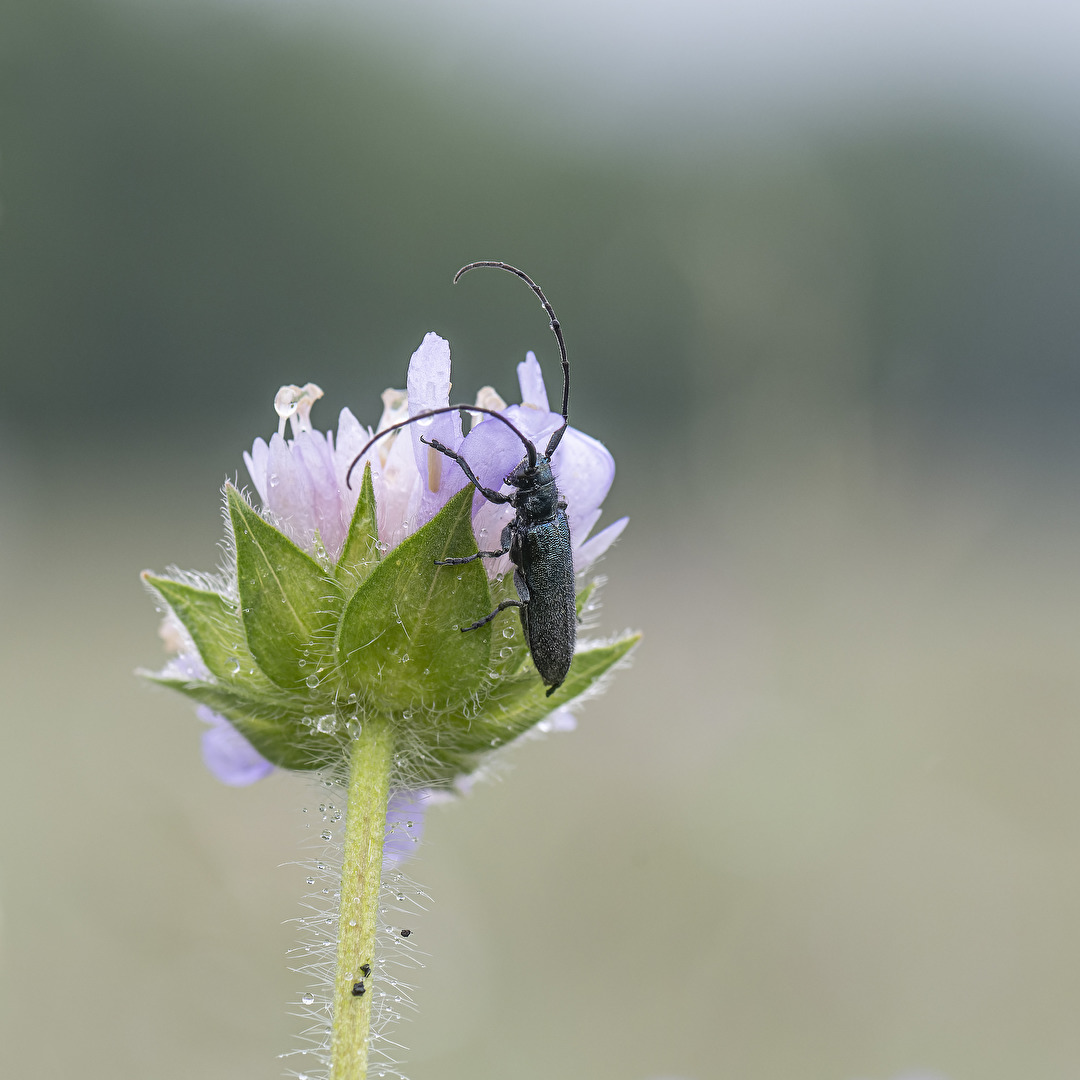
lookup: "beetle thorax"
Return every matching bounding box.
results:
[508,455,560,520]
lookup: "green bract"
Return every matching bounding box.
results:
[143,464,638,786]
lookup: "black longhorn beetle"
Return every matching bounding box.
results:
[346,261,577,696]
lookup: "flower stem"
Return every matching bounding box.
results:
[330,718,395,1080]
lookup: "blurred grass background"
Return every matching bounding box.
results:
[3,1,1080,1077]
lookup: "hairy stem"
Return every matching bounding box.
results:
[329,719,395,1080]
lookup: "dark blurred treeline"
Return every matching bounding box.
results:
[3,0,1080,480]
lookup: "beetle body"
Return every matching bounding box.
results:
[481,454,576,693]
[347,262,580,696]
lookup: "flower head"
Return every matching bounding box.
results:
[142,329,637,803]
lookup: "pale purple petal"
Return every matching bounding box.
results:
[166,648,210,682]
[576,515,628,572]
[568,507,602,553]
[373,425,422,548]
[197,706,275,786]
[551,426,615,530]
[537,706,577,732]
[457,415,529,576]
[384,789,427,864]
[459,414,528,502]
[244,438,271,503]
[293,428,347,557]
[407,333,466,525]
[517,351,551,413]
[333,407,371,494]
[503,402,562,450]
[264,432,318,550]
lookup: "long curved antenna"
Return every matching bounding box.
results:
[454,261,571,457]
[345,404,537,489]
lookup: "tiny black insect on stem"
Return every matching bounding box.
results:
[351,980,366,997]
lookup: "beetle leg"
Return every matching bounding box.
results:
[459,599,523,632]
[435,546,510,566]
[420,436,512,504]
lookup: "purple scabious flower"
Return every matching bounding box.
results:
[146,330,633,855]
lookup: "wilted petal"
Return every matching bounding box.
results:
[197,706,275,786]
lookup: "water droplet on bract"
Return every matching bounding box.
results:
[315,714,338,734]
[499,646,513,658]
[502,626,515,638]
[348,919,357,927]
[346,719,362,739]
[347,692,358,704]
[401,709,413,720]
[305,673,319,688]
[400,653,409,663]
[226,656,241,674]
[321,830,333,841]
[422,667,430,675]
[300,992,315,1005]
[298,658,307,667]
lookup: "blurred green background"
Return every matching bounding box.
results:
[4,1,1080,1077]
